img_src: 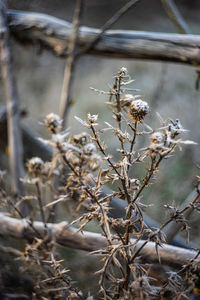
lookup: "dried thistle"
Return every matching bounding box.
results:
[129,99,149,122]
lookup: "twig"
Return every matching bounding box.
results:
[165,186,200,243]
[76,0,141,57]
[0,243,23,257]
[59,0,84,128]
[0,1,27,215]
[161,0,190,34]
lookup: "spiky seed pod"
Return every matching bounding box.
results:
[87,113,98,124]
[45,113,62,134]
[129,99,149,122]
[149,132,167,157]
[118,67,128,77]
[27,157,44,176]
[72,132,90,146]
[83,143,96,156]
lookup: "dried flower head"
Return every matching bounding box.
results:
[83,143,96,156]
[87,113,98,124]
[27,157,44,176]
[72,132,90,146]
[45,113,62,134]
[118,67,128,77]
[129,99,149,122]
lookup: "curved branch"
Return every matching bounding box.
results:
[0,213,197,268]
[7,10,200,66]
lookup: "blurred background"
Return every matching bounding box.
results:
[0,0,200,295]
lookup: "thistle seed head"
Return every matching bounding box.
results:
[129,99,149,122]
[45,113,62,134]
[118,67,128,77]
[27,157,44,176]
[88,113,98,124]
[83,143,96,156]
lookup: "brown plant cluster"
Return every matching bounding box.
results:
[0,68,200,299]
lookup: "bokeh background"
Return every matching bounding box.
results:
[0,0,200,295]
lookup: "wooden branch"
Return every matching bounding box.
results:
[59,0,84,128]
[0,2,25,209]
[7,10,200,66]
[161,0,190,34]
[77,0,141,57]
[0,212,197,268]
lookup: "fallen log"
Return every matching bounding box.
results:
[0,212,197,268]
[7,10,200,66]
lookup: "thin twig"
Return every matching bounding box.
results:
[165,185,200,243]
[161,0,190,34]
[76,0,141,57]
[59,0,84,128]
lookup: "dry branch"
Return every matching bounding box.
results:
[0,212,197,268]
[165,187,200,243]
[77,0,141,57]
[0,2,25,212]
[7,10,200,66]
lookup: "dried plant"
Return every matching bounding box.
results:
[0,67,200,299]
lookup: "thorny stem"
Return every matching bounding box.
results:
[130,185,200,265]
[7,197,43,239]
[127,121,137,174]
[90,124,131,205]
[56,142,112,244]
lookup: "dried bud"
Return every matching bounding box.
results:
[27,157,44,176]
[45,113,62,134]
[118,67,128,76]
[149,132,167,158]
[150,132,163,144]
[72,132,90,146]
[129,99,149,122]
[83,143,96,156]
[120,94,135,107]
[87,113,98,124]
